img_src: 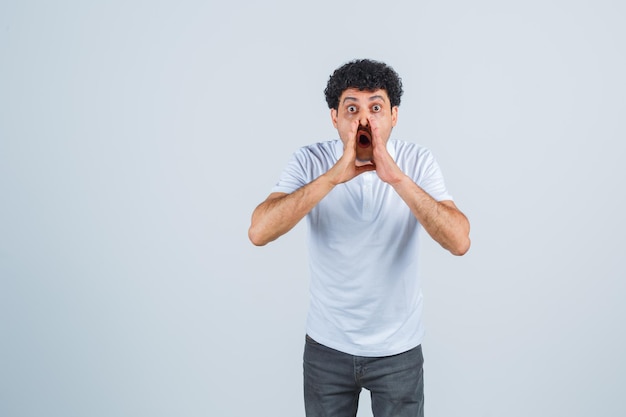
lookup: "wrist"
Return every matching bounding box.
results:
[319,171,341,188]
[388,172,411,189]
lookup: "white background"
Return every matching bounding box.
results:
[1,1,625,416]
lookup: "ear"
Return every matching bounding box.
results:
[330,108,338,128]
[391,106,398,127]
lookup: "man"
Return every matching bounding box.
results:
[248,59,470,417]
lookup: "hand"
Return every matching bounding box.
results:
[369,117,404,184]
[326,120,376,185]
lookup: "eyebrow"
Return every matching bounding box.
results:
[342,95,387,104]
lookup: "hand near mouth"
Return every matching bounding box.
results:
[326,120,376,185]
[369,116,404,185]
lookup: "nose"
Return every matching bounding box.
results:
[358,113,369,127]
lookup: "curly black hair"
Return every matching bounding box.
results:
[324,59,403,110]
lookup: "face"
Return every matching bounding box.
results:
[331,88,398,162]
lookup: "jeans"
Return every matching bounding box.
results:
[303,335,424,417]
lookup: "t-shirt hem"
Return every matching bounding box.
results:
[306,330,424,358]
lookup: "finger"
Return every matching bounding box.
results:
[349,120,359,145]
[368,116,383,145]
[343,120,359,157]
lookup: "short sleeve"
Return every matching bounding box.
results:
[414,148,454,202]
[271,149,312,194]
[270,141,338,194]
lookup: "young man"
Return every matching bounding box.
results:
[248,59,470,417]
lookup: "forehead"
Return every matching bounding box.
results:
[339,88,389,103]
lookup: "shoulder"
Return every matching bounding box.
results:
[389,139,445,182]
[293,140,341,162]
[389,139,435,162]
[297,139,340,154]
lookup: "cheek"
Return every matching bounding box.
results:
[338,117,355,128]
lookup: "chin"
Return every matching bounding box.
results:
[355,156,374,167]
[356,149,373,162]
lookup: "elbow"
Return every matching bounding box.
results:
[450,236,471,256]
[248,221,278,247]
[449,217,471,256]
[248,226,269,247]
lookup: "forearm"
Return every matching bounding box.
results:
[392,175,471,256]
[248,174,336,246]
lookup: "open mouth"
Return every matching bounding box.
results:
[357,130,372,148]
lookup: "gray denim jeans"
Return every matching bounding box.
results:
[303,335,424,417]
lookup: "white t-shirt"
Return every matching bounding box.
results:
[272,139,453,357]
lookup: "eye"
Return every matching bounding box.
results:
[347,105,357,113]
[372,104,382,112]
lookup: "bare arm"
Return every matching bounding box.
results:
[248,180,333,246]
[248,120,374,246]
[369,118,471,256]
[392,179,470,256]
